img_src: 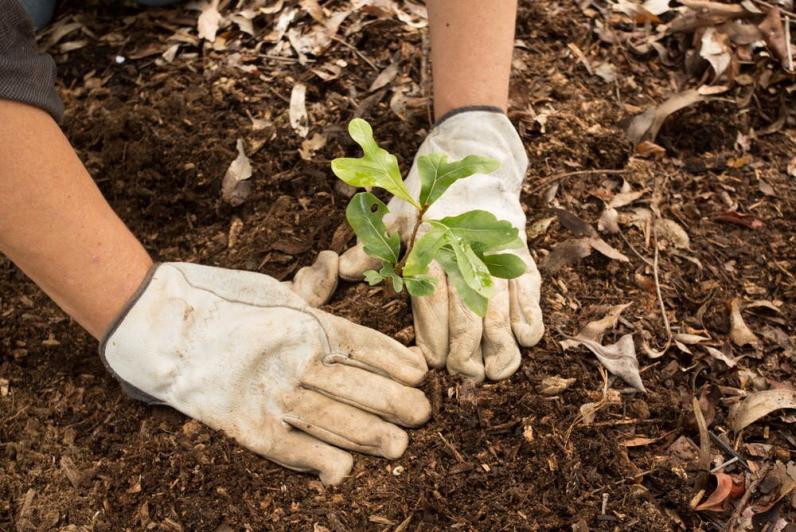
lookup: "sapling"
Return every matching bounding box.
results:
[332,119,527,317]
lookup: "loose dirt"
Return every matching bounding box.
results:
[2,0,794,530]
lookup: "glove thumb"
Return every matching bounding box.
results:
[339,243,381,281]
[288,250,340,307]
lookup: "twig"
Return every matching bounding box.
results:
[330,35,379,71]
[529,169,631,194]
[727,460,774,532]
[564,366,609,444]
[437,431,465,463]
[619,231,654,267]
[749,0,796,20]
[395,205,428,274]
[591,417,664,426]
[584,469,656,497]
[786,15,793,72]
[693,397,712,472]
[709,430,750,471]
[650,222,673,354]
[644,170,673,357]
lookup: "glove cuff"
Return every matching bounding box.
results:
[98,262,164,404]
[435,105,504,127]
[419,109,529,194]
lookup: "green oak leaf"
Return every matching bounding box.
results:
[402,224,447,277]
[363,263,404,292]
[437,210,521,252]
[448,238,494,299]
[436,247,488,317]
[479,253,527,279]
[404,275,436,297]
[363,270,384,285]
[345,192,400,265]
[379,262,404,292]
[331,119,420,209]
[417,153,500,207]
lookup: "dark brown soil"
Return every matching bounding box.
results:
[2,1,795,530]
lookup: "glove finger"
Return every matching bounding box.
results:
[301,364,431,428]
[510,251,545,347]
[339,243,381,281]
[482,279,522,381]
[446,280,485,382]
[411,262,449,369]
[253,422,354,486]
[289,250,339,307]
[317,311,428,386]
[283,388,408,459]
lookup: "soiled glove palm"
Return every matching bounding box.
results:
[102,263,430,485]
[340,111,544,382]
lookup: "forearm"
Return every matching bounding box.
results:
[427,0,518,120]
[0,99,153,339]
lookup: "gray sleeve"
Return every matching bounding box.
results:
[0,0,64,121]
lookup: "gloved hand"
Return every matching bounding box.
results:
[339,110,544,382]
[101,262,430,485]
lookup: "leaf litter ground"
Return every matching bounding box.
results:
[1,0,795,529]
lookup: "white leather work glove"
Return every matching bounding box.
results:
[101,262,430,485]
[339,110,544,382]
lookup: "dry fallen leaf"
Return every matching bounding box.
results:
[221,139,253,206]
[607,181,646,209]
[589,236,630,262]
[695,472,743,512]
[197,0,223,42]
[674,333,712,344]
[562,303,633,350]
[656,218,690,249]
[580,401,603,425]
[699,27,732,79]
[541,238,593,272]
[758,6,789,65]
[594,62,617,83]
[299,132,327,161]
[621,435,661,447]
[161,44,180,63]
[289,83,309,138]
[635,140,667,158]
[553,208,596,237]
[703,345,737,368]
[527,216,556,240]
[729,298,759,347]
[598,208,620,234]
[575,335,646,392]
[368,61,400,92]
[538,376,577,396]
[730,389,796,431]
[714,211,765,229]
[626,89,703,145]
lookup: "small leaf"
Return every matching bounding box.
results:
[379,263,404,292]
[345,192,400,265]
[479,253,527,279]
[403,225,447,277]
[447,238,494,299]
[436,247,488,317]
[436,210,521,252]
[332,119,419,208]
[363,270,384,285]
[404,275,436,297]
[417,153,499,206]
